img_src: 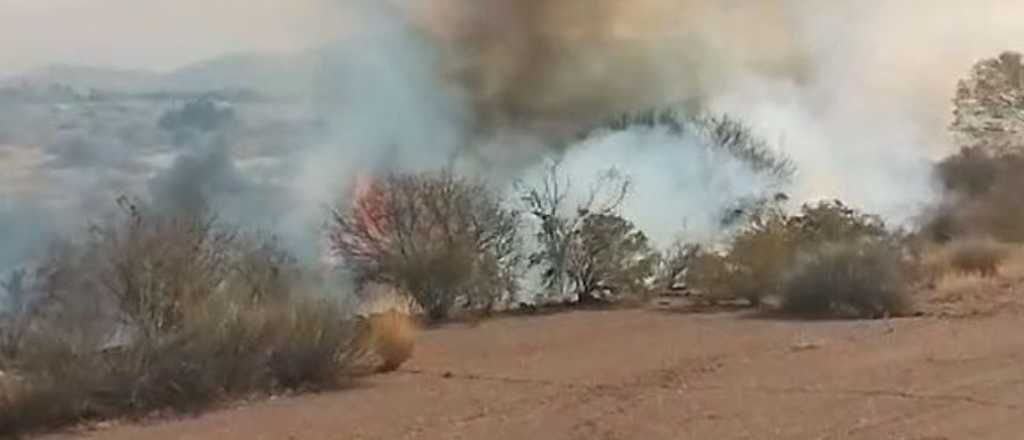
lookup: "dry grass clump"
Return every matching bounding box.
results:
[363,310,416,373]
[922,273,1007,318]
[918,245,1024,318]
[946,237,1009,276]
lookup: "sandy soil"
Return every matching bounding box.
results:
[43,306,1024,440]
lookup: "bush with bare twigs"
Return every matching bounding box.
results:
[90,196,237,338]
[518,161,656,304]
[0,198,370,438]
[329,170,523,321]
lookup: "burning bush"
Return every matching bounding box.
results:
[90,196,237,338]
[329,170,523,321]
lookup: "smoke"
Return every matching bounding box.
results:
[416,0,1024,229]
[424,0,811,129]
[548,126,787,245]
[279,0,472,262]
[4,0,1024,295]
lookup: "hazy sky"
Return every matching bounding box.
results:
[0,0,330,76]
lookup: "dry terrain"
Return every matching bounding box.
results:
[42,305,1024,440]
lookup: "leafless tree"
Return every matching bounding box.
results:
[517,160,637,303]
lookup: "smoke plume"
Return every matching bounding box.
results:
[4,0,1024,290]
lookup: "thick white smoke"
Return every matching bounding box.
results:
[532,127,786,246]
[282,0,471,262]
[4,0,1024,288]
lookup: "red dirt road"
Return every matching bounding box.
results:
[48,309,1024,440]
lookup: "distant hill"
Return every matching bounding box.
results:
[5,64,164,94]
[3,50,318,97]
[166,51,317,95]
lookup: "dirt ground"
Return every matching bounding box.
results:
[43,304,1024,440]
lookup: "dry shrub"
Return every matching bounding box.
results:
[678,248,734,303]
[230,231,299,305]
[566,213,658,304]
[264,297,366,389]
[923,273,1006,318]
[946,237,1008,276]
[91,196,237,338]
[718,209,794,306]
[330,170,523,321]
[780,241,912,319]
[0,198,368,437]
[684,200,897,310]
[519,162,656,305]
[0,294,366,438]
[918,244,1024,318]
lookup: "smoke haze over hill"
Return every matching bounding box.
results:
[3,0,1024,277]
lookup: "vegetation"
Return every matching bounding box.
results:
[779,241,912,319]
[0,199,374,438]
[566,213,659,304]
[681,200,912,318]
[946,237,1008,277]
[517,161,658,304]
[11,50,1024,435]
[951,51,1024,152]
[329,170,523,321]
[158,97,239,145]
[928,146,1024,243]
